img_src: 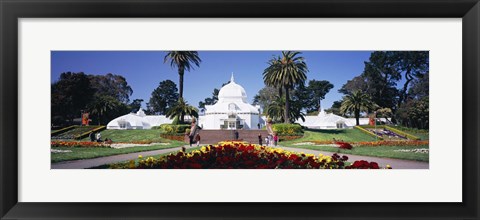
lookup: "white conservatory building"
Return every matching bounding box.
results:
[107,74,263,130]
[106,109,173,130]
[198,74,262,130]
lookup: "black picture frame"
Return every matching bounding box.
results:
[1,0,479,219]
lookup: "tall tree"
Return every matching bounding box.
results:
[88,73,133,103]
[263,51,308,123]
[266,95,305,123]
[166,98,199,124]
[394,51,429,107]
[306,80,334,112]
[252,86,277,112]
[164,51,202,99]
[149,80,179,115]
[51,72,95,124]
[340,91,377,125]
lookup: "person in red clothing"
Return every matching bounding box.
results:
[273,133,279,147]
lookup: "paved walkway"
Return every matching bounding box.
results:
[52,145,429,169]
[278,146,429,169]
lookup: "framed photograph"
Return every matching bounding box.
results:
[1,0,478,219]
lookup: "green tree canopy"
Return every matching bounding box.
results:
[340,91,377,126]
[149,80,179,115]
[306,79,334,112]
[88,73,133,103]
[166,98,199,124]
[263,51,308,123]
[51,72,95,124]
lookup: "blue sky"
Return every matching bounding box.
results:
[51,51,372,110]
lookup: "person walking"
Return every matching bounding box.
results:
[234,130,239,140]
[258,134,263,146]
[265,136,269,146]
[189,118,198,147]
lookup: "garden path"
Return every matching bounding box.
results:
[278,146,429,169]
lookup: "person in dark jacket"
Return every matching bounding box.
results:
[89,132,95,142]
[258,134,263,146]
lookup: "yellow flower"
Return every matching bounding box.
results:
[138,155,143,158]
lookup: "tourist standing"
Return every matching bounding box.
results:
[257,123,260,129]
[273,133,278,147]
[234,130,239,140]
[189,118,198,147]
[265,136,269,146]
[258,134,262,146]
[195,133,201,146]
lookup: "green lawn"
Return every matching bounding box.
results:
[51,142,184,163]
[285,129,377,143]
[283,144,429,162]
[80,129,167,142]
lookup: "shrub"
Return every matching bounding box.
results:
[160,124,191,135]
[272,123,303,136]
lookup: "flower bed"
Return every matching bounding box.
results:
[51,141,109,148]
[160,134,185,141]
[111,142,387,169]
[51,140,166,148]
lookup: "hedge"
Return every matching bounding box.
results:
[271,123,304,136]
[159,124,191,135]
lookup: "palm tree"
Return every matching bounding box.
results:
[88,95,119,125]
[263,51,308,123]
[266,95,305,123]
[164,51,201,99]
[340,91,377,125]
[166,98,199,124]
